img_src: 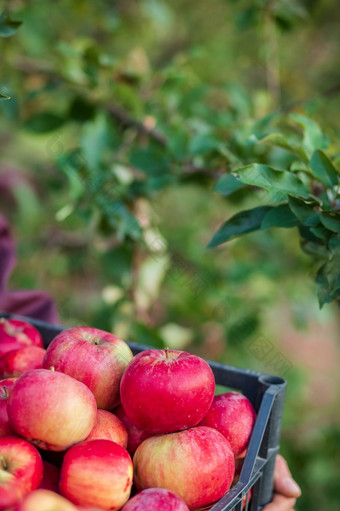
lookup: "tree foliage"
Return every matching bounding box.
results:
[1,4,340,508]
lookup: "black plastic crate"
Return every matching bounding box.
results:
[0,313,286,511]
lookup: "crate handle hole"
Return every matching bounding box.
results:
[259,375,286,386]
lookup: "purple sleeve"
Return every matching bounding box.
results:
[0,214,60,324]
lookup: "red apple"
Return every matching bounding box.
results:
[59,439,133,510]
[76,507,106,511]
[85,410,128,448]
[0,346,46,378]
[0,479,23,510]
[114,405,152,455]
[0,318,43,358]
[16,489,78,511]
[43,327,133,410]
[133,426,235,509]
[120,349,215,434]
[0,436,43,509]
[199,392,256,457]
[8,368,97,451]
[39,461,60,493]
[0,378,16,436]
[121,488,190,511]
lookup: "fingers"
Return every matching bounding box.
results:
[273,455,301,498]
[262,494,297,511]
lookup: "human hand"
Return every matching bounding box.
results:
[263,455,301,511]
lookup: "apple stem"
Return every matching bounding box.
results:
[49,366,55,371]
[2,386,8,399]
[164,347,169,359]
[0,455,8,470]
[1,318,15,337]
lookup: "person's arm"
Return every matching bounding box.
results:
[263,455,301,511]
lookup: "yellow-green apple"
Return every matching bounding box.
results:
[0,378,16,436]
[39,460,60,493]
[114,405,151,456]
[0,436,43,509]
[59,439,133,510]
[43,327,133,410]
[0,346,46,378]
[16,489,78,511]
[120,349,215,434]
[199,392,256,457]
[0,319,43,358]
[85,410,128,448]
[133,426,234,509]
[121,488,190,511]
[7,368,97,451]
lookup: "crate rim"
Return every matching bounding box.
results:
[0,312,287,387]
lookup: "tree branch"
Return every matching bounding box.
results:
[105,104,167,147]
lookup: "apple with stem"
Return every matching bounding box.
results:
[8,368,97,451]
[133,426,235,509]
[120,348,215,434]
[43,327,133,410]
[59,439,133,510]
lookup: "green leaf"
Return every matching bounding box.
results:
[316,267,331,307]
[81,114,109,170]
[189,134,220,155]
[329,236,340,253]
[302,241,330,259]
[316,251,340,307]
[214,173,245,196]
[235,164,310,199]
[0,92,10,100]
[261,203,300,229]
[310,225,332,241]
[259,133,308,162]
[290,113,327,154]
[309,150,339,187]
[130,148,169,176]
[320,213,340,233]
[207,206,272,248]
[288,197,320,226]
[24,113,64,133]
[0,11,22,37]
[298,225,321,243]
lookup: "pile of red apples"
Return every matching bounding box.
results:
[0,318,257,511]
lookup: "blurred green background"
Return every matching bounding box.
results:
[1,1,340,509]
